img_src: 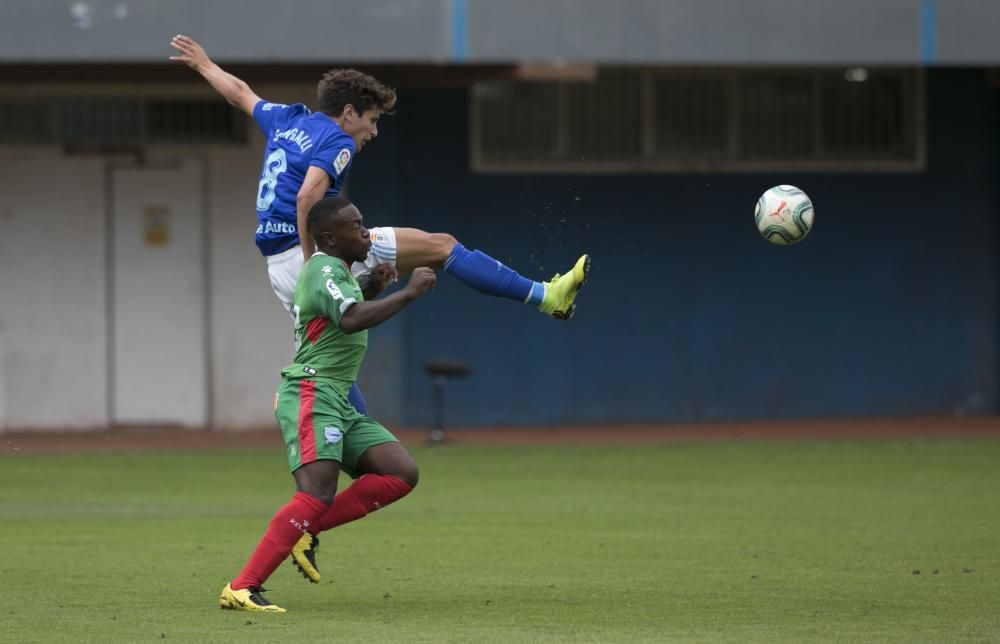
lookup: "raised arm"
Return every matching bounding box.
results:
[169,34,261,115]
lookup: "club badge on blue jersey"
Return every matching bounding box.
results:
[333,148,352,175]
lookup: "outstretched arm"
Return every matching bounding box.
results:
[169,34,261,115]
[340,268,435,334]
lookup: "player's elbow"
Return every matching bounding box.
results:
[296,190,321,211]
[226,88,254,114]
[338,312,364,335]
[339,321,360,335]
[229,96,252,115]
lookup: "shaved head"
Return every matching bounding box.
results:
[307,197,353,241]
[306,197,370,264]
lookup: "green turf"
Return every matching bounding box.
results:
[1,439,998,643]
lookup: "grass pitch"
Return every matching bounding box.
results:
[1,438,998,643]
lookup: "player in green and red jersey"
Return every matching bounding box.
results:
[219,197,435,613]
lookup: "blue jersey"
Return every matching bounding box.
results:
[252,100,356,256]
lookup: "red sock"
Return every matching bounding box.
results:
[231,491,328,590]
[310,474,413,535]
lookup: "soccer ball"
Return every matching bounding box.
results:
[754,185,814,245]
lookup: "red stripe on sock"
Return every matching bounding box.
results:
[305,317,328,344]
[298,381,317,464]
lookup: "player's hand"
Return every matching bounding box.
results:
[368,264,399,294]
[169,34,211,70]
[404,267,436,298]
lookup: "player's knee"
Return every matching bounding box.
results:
[393,460,419,489]
[314,489,336,506]
[304,477,339,506]
[300,482,337,507]
[432,233,458,265]
[294,461,340,506]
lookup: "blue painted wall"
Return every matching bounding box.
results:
[352,69,1000,425]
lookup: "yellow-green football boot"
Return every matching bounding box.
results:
[218,583,286,613]
[539,254,590,320]
[291,532,321,583]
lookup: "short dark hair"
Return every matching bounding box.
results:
[307,196,353,242]
[316,69,396,117]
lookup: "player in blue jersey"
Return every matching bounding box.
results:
[170,34,590,328]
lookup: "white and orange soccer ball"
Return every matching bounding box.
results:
[754,185,814,245]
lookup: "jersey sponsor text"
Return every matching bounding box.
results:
[256,220,297,235]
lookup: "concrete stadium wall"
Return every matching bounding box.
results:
[0,84,332,430]
[0,156,108,427]
[0,148,290,430]
[344,69,1000,425]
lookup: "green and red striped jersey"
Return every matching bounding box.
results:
[281,252,366,397]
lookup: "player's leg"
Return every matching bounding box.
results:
[393,227,456,274]
[220,460,336,612]
[444,240,591,320]
[397,227,541,302]
[266,245,304,313]
[358,227,591,320]
[268,246,369,414]
[314,428,417,532]
[220,380,344,611]
[291,419,416,584]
